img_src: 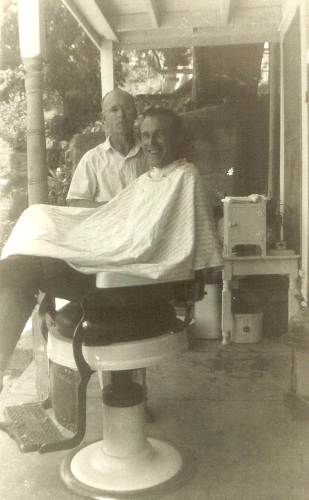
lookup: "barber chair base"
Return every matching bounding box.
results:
[61,438,196,499]
[47,298,195,497]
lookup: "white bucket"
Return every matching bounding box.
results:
[193,284,222,339]
[232,312,263,343]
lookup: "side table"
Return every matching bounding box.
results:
[222,255,300,344]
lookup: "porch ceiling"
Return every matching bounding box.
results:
[62,0,283,50]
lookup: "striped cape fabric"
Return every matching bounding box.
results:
[2,160,223,282]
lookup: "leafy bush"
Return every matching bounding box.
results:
[0,93,26,151]
[0,68,27,150]
[47,141,72,206]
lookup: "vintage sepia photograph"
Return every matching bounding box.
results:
[0,1,308,499]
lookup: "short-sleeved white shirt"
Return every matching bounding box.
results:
[66,137,146,203]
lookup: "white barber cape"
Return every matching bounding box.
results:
[2,160,222,282]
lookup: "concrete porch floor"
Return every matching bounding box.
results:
[0,333,309,500]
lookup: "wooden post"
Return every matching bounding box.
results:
[18,0,48,204]
[300,0,309,304]
[279,28,285,242]
[100,40,114,96]
[23,56,48,205]
[267,42,280,202]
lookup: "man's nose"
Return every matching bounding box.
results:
[117,107,125,119]
[150,134,157,147]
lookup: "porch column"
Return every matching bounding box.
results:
[100,40,114,96]
[18,0,48,205]
[300,0,309,302]
[267,43,280,202]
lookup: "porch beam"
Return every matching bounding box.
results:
[145,0,160,28]
[94,0,119,41]
[117,24,280,49]
[112,6,281,32]
[62,0,102,49]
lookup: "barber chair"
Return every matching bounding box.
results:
[1,271,204,498]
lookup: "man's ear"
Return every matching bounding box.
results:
[102,112,108,135]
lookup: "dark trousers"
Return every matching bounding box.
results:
[0,255,96,369]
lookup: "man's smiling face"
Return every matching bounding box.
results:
[140,115,177,168]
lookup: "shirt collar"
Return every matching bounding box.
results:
[102,136,142,159]
[148,159,187,180]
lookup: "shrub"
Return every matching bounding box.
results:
[0,91,27,151]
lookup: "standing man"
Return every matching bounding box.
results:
[67,88,146,207]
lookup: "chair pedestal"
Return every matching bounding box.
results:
[48,326,196,498]
[62,403,188,496]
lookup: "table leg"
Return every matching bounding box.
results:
[222,277,233,345]
[288,271,300,323]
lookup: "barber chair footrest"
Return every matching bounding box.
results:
[1,402,70,453]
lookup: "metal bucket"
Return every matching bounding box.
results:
[232,312,263,343]
[193,284,222,339]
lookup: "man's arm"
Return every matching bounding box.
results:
[66,149,102,207]
[67,199,106,208]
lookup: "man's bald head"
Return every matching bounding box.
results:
[102,88,136,114]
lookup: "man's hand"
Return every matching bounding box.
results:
[67,199,106,208]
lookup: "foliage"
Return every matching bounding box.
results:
[117,48,191,95]
[47,141,72,206]
[0,0,20,69]
[0,87,26,150]
[1,1,102,129]
[0,37,27,148]
[0,65,24,100]
[44,0,101,127]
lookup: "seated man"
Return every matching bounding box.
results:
[0,87,147,391]
[0,107,222,390]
